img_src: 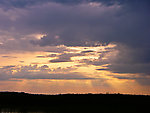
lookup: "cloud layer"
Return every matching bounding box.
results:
[0,0,150,88]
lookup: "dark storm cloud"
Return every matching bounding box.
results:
[1,0,150,47]
[26,0,150,48]
[106,45,150,75]
[0,0,126,8]
[136,78,150,86]
[2,0,148,8]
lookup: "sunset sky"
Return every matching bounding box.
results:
[0,0,150,95]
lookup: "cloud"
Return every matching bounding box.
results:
[19,61,24,63]
[1,55,17,58]
[1,1,149,48]
[0,1,121,48]
[36,55,46,58]
[0,72,11,81]
[136,78,150,86]
[0,0,150,81]
[108,63,150,75]
[0,64,96,80]
[105,45,150,75]
[49,53,72,63]
[79,49,112,66]
[27,2,122,46]
[81,50,95,53]
[49,52,84,63]
[96,68,108,71]
[47,54,57,57]
[2,65,16,69]
[14,72,95,80]
[0,0,125,9]
[36,54,58,58]
[0,65,15,80]
[24,1,150,48]
[50,59,71,63]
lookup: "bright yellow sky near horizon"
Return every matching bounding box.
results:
[0,44,149,95]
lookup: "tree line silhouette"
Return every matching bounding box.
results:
[0,92,150,113]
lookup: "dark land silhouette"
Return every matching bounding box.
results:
[0,92,150,113]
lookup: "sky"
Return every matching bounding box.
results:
[0,0,150,95]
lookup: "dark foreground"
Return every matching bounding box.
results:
[0,92,150,113]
